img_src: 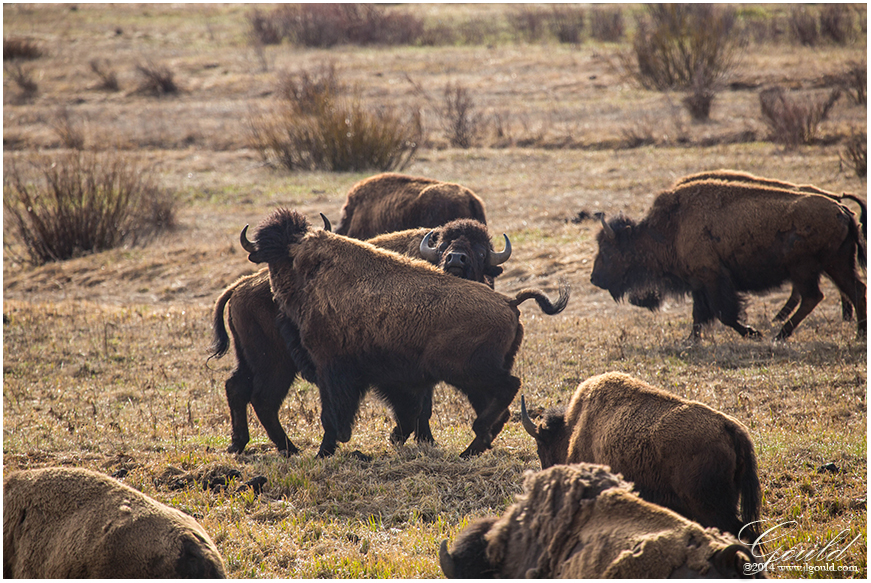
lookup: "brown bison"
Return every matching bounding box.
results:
[439,463,761,578]
[335,172,487,239]
[210,218,512,455]
[520,372,761,541]
[591,178,866,341]
[4,467,227,578]
[240,208,569,458]
[673,169,867,323]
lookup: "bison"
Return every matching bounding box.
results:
[439,463,760,578]
[520,372,761,541]
[3,467,227,579]
[673,169,867,323]
[591,178,867,341]
[335,172,487,239]
[210,218,512,455]
[240,208,569,458]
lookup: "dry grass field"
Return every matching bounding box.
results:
[3,3,867,578]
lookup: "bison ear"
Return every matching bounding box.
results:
[439,540,456,579]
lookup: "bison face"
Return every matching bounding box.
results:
[419,220,511,288]
[439,517,500,578]
[520,396,569,469]
[590,213,639,302]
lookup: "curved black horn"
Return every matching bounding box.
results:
[520,395,539,439]
[240,225,257,253]
[320,213,332,232]
[595,212,616,240]
[488,234,512,266]
[439,540,456,579]
[419,230,440,263]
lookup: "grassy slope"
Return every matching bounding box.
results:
[3,3,867,578]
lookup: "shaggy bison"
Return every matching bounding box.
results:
[439,463,760,578]
[241,208,569,458]
[591,178,866,341]
[520,372,761,541]
[210,218,511,455]
[3,467,226,579]
[335,172,487,239]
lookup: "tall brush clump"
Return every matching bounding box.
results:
[248,65,421,172]
[3,151,176,265]
[758,86,841,148]
[623,4,744,120]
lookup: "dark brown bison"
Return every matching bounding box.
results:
[335,172,487,239]
[240,208,569,458]
[673,169,867,323]
[591,178,867,341]
[4,467,226,579]
[520,372,761,541]
[210,218,511,455]
[439,463,761,579]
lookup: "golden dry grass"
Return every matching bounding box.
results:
[3,3,867,579]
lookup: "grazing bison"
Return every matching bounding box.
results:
[439,463,760,578]
[240,208,569,458]
[335,172,487,239]
[3,467,227,579]
[591,178,867,341]
[520,372,761,541]
[673,169,867,323]
[210,218,511,455]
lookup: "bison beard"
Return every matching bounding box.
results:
[243,208,569,458]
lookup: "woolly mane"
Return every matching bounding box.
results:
[250,208,311,264]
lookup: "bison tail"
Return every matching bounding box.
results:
[733,427,762,544]
[208,286,235,361]
[510,282,571,315]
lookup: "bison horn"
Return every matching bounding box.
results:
[488,234,512,266]
[520,395,539,439]
[320,213,332,232]
[595,212,616,240]
[239,225,257,253]
[419,230,440,263]
[439,540,456,579]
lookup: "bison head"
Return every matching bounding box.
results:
[439,517,499,579]
[520,395,570,469]
[590,213,662,307]
[418,219,511,287]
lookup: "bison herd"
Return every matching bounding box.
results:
[5,170,863,578]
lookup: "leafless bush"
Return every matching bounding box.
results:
[820,4,857,45]
[789,6,819,46]
[406,75,483,148]
[683,73,715,121]
[759,86,841,147]
[4,37,42,60]
[548,5,585,44]
[276,62,343,115]
[49,107,85,150]
[248,8,284,45]
[5,63,38,101]
[841,61,867,105]
[279,4,424,47]
[89,59,119,91]
[3,151,176,265]
[841,129,867,178]
[590,7,624,42]
[134,61,178,96]
[508,6,548,43]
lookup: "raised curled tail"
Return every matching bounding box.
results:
[733,426,762,545]
[509,282,570,315]
[842,194,867,240]
[208,285,235,361]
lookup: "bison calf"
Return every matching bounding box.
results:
[521,372,761,541]
[335,172,487,239]
[210,218,511,455]
[592,177,866,341]
[242,208,569,458]
[439,463,760,578]
[3,467,226,579]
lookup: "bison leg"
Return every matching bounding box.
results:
[378,384,436,446]
[224,370,252,454]
[823,255,867,339]
[457,373,520,458]
[773,288,800,322]
[316,363,367,458]
[693,284,761,340]
[774,278,823,341]
[249,366,299,456]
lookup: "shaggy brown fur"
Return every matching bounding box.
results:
[440,463,760,578]
[243,208,569,458]
[209,219,508,455]
[3,467,226,578]
[592,178,866,341]
[673,169,867,323]
[521,372,761,541]
[335,172,487,239]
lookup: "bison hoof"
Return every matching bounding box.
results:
[277,447,300,458]
[349,450,372,462]
[227,443,246,454]
[745,328,763,340]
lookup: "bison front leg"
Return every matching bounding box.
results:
[692,285,760,341]
[315,363,366,458]
[385,385,436,446]
[224,369,253,454]
[458,374,520,458]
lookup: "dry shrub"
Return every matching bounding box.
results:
[89,59,119,91]
[508,6,548,43]
[759,86,841,147]
[405,75,483,148]
[841,61,866,105]
[841,129,867,178]
[590,7,624,43]
[789,6,819,46]
[3,151,176,265]
[820,4,857,45]
[249,70,421,172]
[278,4,424,48]
[548,5,585,44]
[49,107,85,150]
[134,61,178,96]
[5,63,38,101]
[3,36,42,60]
[276,62,343,115]
[248,8,284,46]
